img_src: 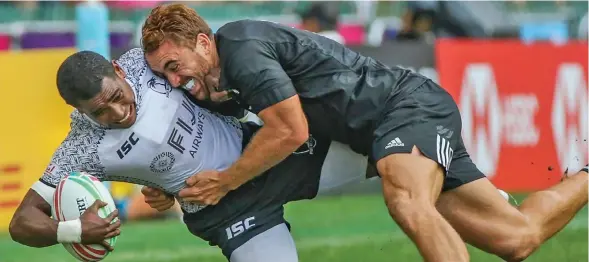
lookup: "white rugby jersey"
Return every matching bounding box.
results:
[32,48,244,213]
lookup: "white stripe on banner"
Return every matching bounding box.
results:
[436,134,454,171]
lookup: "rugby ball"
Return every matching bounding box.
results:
[52,171,118,261]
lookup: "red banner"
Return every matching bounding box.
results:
[436,40,588,191]
[0,34,10,51]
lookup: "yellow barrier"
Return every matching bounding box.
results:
[0,48,76,231]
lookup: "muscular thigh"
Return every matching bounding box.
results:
[230,223,298,262]
[372,80,464,189]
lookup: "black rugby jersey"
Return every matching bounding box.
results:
[216,20,427,155]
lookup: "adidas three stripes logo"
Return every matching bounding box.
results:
[436,134,454,171]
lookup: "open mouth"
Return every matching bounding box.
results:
[181,78,195,91]
[181,78,201,96]
[115,104,134,125]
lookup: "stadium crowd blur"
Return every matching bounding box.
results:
[1,0,586,221]
[1,1,587,51]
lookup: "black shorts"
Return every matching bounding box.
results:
[183,130,330,259]
[371,79,486,191]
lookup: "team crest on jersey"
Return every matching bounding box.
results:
[293,135,317,155]
[147,76,172,97]
[150,152,176,173]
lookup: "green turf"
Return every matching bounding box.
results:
[0,194,586,262]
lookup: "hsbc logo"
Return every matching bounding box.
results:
[460,64,502,178]
[459,64,540,178]
[551,63,588,173]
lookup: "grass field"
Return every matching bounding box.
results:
[0,194,587,262]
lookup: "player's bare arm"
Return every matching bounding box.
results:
[222,95,309,188]
[10,190,59,247]
[223,95,309,184]
[179,95,308,205]
[10,189,120,250]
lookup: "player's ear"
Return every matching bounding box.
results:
[111,60,126,79]
[196,33,211,53]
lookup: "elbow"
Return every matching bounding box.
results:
[290,129,309,147]
[8,214,45,248]
[9,215,22,243]
[284,126,309,150]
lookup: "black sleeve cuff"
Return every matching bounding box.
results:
[39,178,57,188]
[248,84,298,113]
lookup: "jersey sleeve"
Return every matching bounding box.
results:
[221,40,297,114]
[37,111,107,189]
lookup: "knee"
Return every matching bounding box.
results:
[494,227,541,262]
[497,192,562,261]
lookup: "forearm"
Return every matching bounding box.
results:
[9,206,59,247]
[226,125,306,188]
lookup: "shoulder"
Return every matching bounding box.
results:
[216,21,285,60]
[116,48,149,89]
[217,20,296,44]
[217,20,269,38]
[67,110,106,142]
[40,110,107,187]
[59,110,106,168]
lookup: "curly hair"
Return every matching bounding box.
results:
[141,3,213,53]
[56,51,116,106]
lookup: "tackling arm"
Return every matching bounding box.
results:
[224,95,308,189]
[219,39,309,189]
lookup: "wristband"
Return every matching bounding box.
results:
[57,219,82,243]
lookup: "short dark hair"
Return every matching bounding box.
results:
[56,50,116,106]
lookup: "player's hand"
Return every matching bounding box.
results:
[204,68,231,102]
[141,186,175,212]
[178,170,232,205]
[80,200,121,251]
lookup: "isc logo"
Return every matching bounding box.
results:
[116,132,140,159]
[225,217,255,240]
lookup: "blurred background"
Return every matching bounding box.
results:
[0,1,587,261]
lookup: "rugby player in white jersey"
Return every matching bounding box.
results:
[9,48,360,262]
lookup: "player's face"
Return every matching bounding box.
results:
[76,63,137,129]
[145,34,215,101]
